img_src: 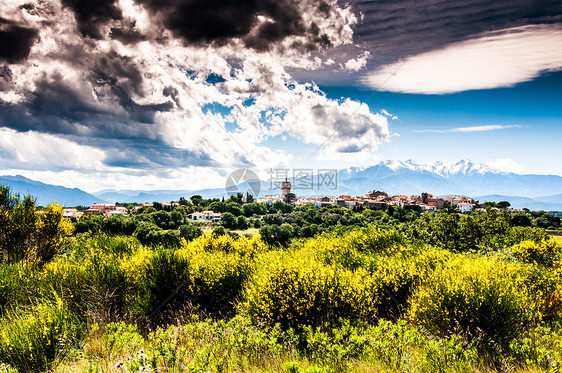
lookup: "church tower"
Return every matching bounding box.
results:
[281,177,291,201]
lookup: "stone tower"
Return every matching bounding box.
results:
[281,177,291,201]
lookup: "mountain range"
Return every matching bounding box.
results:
[333,160,562,199]
[0,175,103,206]
[2,160,562,210]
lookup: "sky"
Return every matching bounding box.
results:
[0,0,561,192]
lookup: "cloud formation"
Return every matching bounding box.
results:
[415,125,522,133]
[0,18,39,63]
[0,0,389,190]
[365,25,562,94]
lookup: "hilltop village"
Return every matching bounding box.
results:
[62,179,476,222]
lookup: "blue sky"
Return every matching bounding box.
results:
[318,70,562,174]
[0,0,561,191]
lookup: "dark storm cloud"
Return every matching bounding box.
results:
[110,27,146,44]
[100,139,216,168]
[0,63,172,139]
[91,51,145,97]
[0,18,39,63]
[351,0,562,66]
[60,0,122,38]
[110,21,146,44]
[0,65,12,91]
[90,52,175,123]
[135,0,335,51]
[0,74,105,134]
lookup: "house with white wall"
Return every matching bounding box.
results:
[458,202,472,213]
[189,211,222,223]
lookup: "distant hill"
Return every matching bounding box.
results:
[474,195,562,211]
[4,159,562,210]
[93,187,227,203]
[93,160,562,209]
[0,175,104,206]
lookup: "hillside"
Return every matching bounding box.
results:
[0,175,103,206]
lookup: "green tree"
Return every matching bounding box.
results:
[0,186,72,263]
[236,216,248,230]
[208,201,227,213]
[511,213,532,227]
[284,192,297,204]
[259,224,292,246]
[179,224,203,242]
[152,210,172,229]
[497,201,511,209]
[190,195,203,206]
[221,212,237,229]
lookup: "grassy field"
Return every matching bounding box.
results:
[1,225,562,372]
[201,226,259,236]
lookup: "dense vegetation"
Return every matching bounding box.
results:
[1,186,562,372]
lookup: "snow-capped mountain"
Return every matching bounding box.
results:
[6,160,562,209]
[375,159,494,176]
[328,159,562,199]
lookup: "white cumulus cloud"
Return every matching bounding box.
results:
[343,51,370,72]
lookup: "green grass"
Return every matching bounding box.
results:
[230,227,259,236]
[1,225,562,372]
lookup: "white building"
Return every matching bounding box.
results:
[256,195,281,204]
[62,208,83,219]
[189,210,222,223]
[106,208,128,217]
[458,202,472,214]
[420,204,437,213]
[85,203,128,217]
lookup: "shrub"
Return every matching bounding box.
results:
[0,186,73,263]
[314,226,405,270]
[46,236,135,323]
[177,248,253,317]
[80,256,132,323]
[141,249,192,322]
[179,224,203,242]
[509,325,562,371]
[103,322,144,354]
[368,256,422,320]
[212,226,227,236]
[512,238,561,267]
[136,245,251,321]
[340,226,405,254]
[0,262,37,312]
[0,297,81,372]
[185,232,268,257]
[408,257,538,346]
[242,251,376,330]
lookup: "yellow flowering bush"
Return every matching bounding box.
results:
[139,246,252,320]
[409,256,538,345]
[184,232,269,257]
[512,238,562,267]
[304,226,405,270]
[0,296,80,372]
[242,250,376,330]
